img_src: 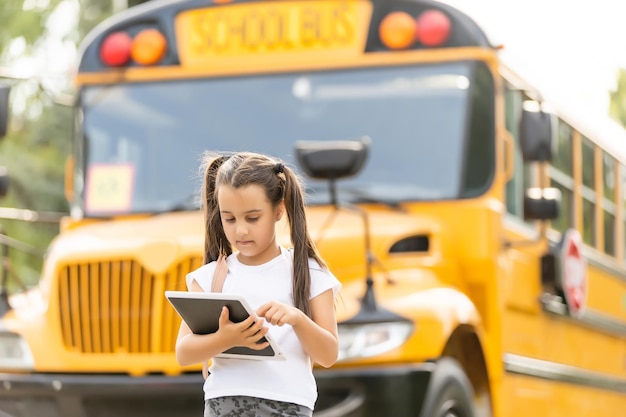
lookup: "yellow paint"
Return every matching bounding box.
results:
[175,0,372,68]
[74,47,497,85]
[502,374,625,416]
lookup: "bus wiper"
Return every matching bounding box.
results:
[350,195,403,209]
[152,193,200,215]
[341,188,405,210]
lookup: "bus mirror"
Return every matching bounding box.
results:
[520,100,555,162]
[0,84,10,139]
[0,166,9,198]
[523,187,561,221]
[294,136,370,180]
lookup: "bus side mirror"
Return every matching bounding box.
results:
[294,136,370,180]
[524,187,561,221]
[0,84,10,138]
[520,100,555,163]
[0,166,9,198]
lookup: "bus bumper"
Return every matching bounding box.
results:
[0,364,434,417]
[313,363,434,417]
[0,372,204,417]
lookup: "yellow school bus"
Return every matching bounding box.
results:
[0,0,625,416]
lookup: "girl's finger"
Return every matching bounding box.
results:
[274,312,286,326]
[248,326,269,342]
[243,319,265,337]
[256,304,272,318]
[218,306,230,328]
[261,305,279,321]
[249,340,270,350]
[235,314,256,330]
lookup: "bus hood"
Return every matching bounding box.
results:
[46,212,207,276]
[47,206,456,302]
[45,206,441,278]
[42,206,450,321]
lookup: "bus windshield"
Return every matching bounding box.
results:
[80,61,492,216]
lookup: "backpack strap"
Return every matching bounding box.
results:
[210,255,228,293]
[203,255,228,380]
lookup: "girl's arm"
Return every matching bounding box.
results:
[175,280,270,366]
[257,289,339,368]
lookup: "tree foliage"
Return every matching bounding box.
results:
[0,0,150,288]
[0,1,57,48]
[609,68,626,128]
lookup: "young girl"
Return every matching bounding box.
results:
[175,151,341,417]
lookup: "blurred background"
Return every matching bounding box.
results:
[0,0,152,288]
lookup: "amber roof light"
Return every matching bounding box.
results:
[131,29,167,65]
[379,11,417,50]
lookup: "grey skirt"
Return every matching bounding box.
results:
[204,396,312,417]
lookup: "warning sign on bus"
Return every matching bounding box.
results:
[558,229,587,318]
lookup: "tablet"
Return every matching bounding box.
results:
[165,291,285,361]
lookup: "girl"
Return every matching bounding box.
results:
[175,152,341,417]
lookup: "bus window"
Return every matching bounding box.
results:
[462,62,494,197]
[504,85,533,218]
[504,85,523,217]
[602,152,616,256]
[83,86,205,214]
[581,136,596,246]
[78,62,489,215]
[549,120,574,233]
[553,121,573,175]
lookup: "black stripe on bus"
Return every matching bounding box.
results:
[503,353,626,394]
[541,294,626,337]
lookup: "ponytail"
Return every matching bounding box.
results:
[282,165,326,317]
[201,154,231,264]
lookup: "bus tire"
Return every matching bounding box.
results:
[418,357,476,417]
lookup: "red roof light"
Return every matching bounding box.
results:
[100,32,132,66]
[416,10,451,47]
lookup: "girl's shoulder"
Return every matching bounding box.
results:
[282,247,341,298]
[309,262,341,299]
[185,260,219,292]
[307,256,326,273]
[282,246,332,273]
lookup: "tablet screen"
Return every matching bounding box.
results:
[165,291,284,360]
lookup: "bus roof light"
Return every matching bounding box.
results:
[416,10,451,47]
[379,11,417,50]
[131,29,167,65]
[100,32,132,66]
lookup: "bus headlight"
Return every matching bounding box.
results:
[337,322,414,361]
[0,331,34,370]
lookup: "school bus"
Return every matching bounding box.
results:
[0,0,625,416]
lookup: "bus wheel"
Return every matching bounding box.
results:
[419,357,475,417]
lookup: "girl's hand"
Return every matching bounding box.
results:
[257,301,305,327]
[217,306,269,350]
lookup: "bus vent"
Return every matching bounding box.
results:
[57,256,203,354]
[389,235,429,253]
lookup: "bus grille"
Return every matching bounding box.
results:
[57,257,203,354]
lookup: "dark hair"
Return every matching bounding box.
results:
[200,151,326,317]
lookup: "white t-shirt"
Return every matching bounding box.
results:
[185,246,341,409]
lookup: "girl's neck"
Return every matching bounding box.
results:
[236,244,282,266]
